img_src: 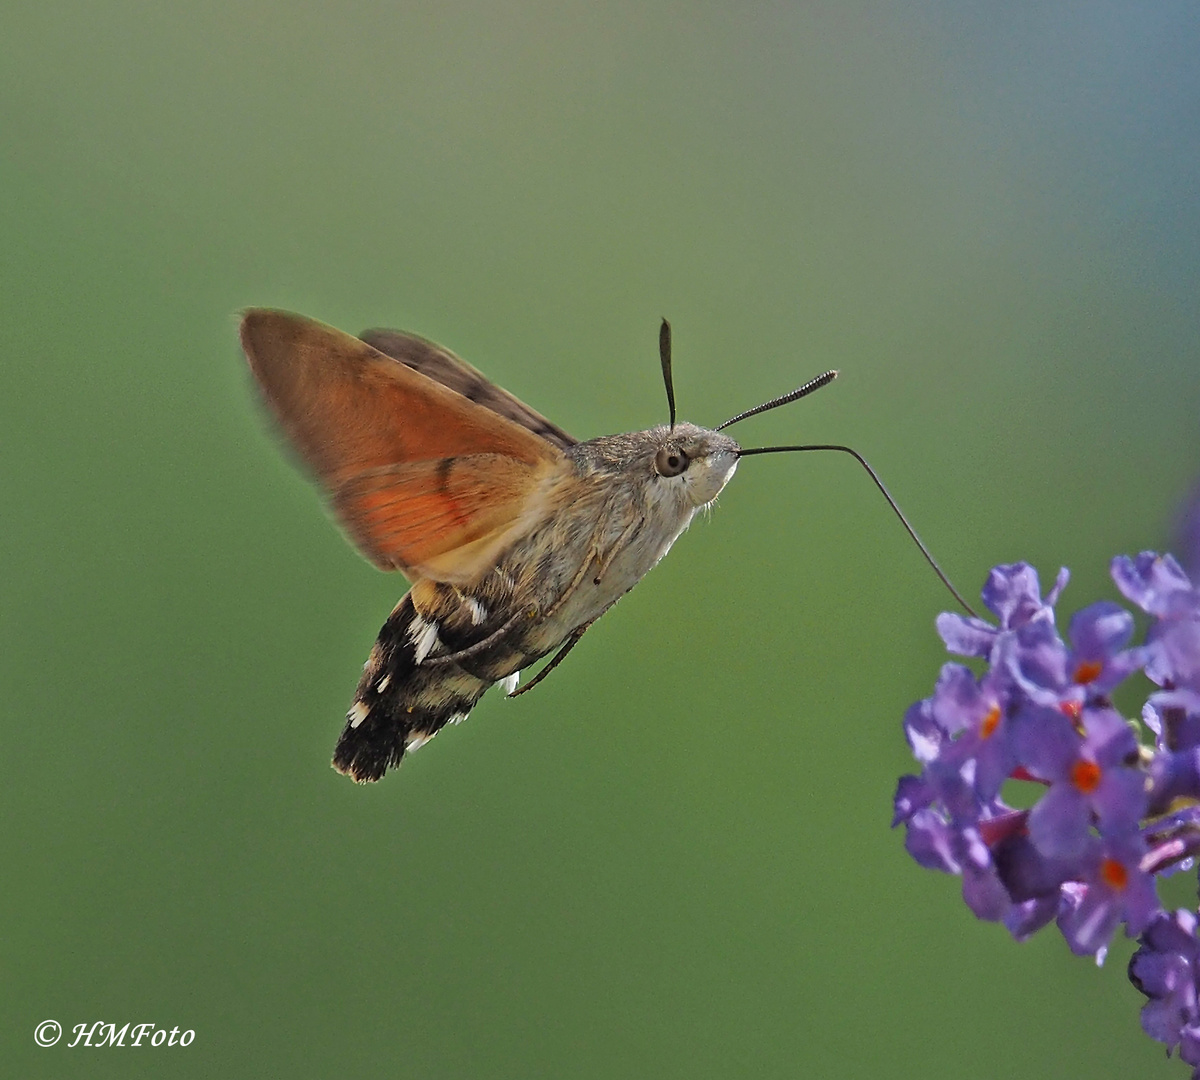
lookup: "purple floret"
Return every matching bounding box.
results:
[902,807,1019,922]
[1141,689,1200,814]
[1141,807,1200,878]
[1008,601,1146,711]
[1130,910,1200,1074]
[1113,553,1200,691]
[1144,690,1200,752]
[1056,831,1160,958]
[904,660,1018,805]
[990,827,1086,904]
[1113,552,1196,620]
[936,562,1068,663]
[1013,705,1146,859]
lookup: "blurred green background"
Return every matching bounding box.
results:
[4,2,1199,1077]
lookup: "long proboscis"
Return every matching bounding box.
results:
[738,443,978,617]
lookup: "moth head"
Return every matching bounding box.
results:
[649,320,737,507]
[648,422,740,508]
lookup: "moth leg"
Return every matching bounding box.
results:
[508,621,595,698]
[540,553,597,620]
[591,515,643,585]
[540,509,641,619]
[539,499,627,618]
[421,608,527,667]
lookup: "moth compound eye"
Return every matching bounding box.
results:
[654,447,690,477]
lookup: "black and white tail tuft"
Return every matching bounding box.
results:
[332,593,492,783]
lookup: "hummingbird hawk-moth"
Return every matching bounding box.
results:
[241,310,965,782]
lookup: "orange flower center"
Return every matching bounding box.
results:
[1070,759,1102,793]
[980,704,1001,739]
[1100,857,1128,891]
[1073,660,1103,685]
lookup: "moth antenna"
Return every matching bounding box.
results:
[737,442,978,617]
[717,370,838,431]
[659,318,676,431]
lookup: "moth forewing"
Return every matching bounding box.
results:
[239,310,565,575]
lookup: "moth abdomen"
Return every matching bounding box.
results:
[332,592,493,783]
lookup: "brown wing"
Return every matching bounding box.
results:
[241,309,565,583]
[360,328,577,451]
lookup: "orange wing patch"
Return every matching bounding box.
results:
[334,453,555,581]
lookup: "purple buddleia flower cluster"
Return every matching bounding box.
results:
[895,552,1200,1074]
